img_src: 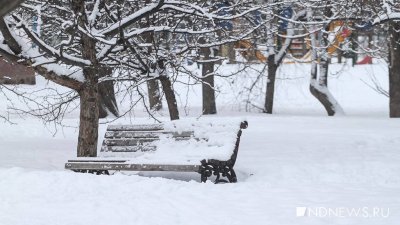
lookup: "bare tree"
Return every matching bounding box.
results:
[263,4,307,114]
[0,0,260,156]
[345,0,400,117]
[307,2,344,116]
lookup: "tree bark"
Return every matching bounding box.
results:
[72,0,100,156]
[264,54,277,113]
[159,75,179,120]
[309,29,344,116]
[147,79,162,110]
[97,65,118,118]
[77,77,99,157]
[305,3,342,116]
[389,20,400,118]
[0,19,22,54]
[202,61,217,114]
[200,40,217,115]
[228,42,236,64]
[310,58,336,116]
[262,9,295,114]
[98,80,118,118]
[142,0,163,111]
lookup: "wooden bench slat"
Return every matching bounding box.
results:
[103,138,158,146]
[68,159,127,163]
[105,131,194,139]
[103,137,193,147]
[65,162,200,172]
[101,145,157,152]
[107,124,164,131]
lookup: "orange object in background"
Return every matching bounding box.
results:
[328,21,352,55]
[235,40,267,63]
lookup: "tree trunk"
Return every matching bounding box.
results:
[77,80,99,157]
[228,42,236,64]
[309,30,344,116]
[310,58,336,116]
[202,61,216,114]
[200,41,217,115]
[389,20,400,118]
[98,80,118,118]
[264,54,277,113]
[262,10,294,114]
[141,3,163,111]
[219,43,235,64]
[147,79,162,110]
[97,66,118,118]
[337,47,342,64]
[72,0,100,156]
[159,76,179,120]
[351,30,358,66]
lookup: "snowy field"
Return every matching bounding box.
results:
[1,61,399,225]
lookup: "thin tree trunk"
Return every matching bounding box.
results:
[147,79,162,110]
[199,38,217,114]
[306,6,343,116]
[97,65,118,118]
[142,0,163,111]
[98,80,118,118]
[264,54,277,113]
[0,19,22,54]
[389,20,400,118]
[159,75,179,120]
[228,42,236,64]
[264,5,276,114]
[351,30,358,66]
[309,29,344,116]
[310,57,337,116]
[261,7,305,114]
[202,61,216,114]
[337,47,342,64]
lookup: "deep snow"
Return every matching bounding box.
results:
[0,61,399,225]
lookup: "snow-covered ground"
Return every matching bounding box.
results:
[1,61,399,225]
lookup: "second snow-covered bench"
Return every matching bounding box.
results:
[65,120,248,183]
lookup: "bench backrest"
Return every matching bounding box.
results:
[101,124,194,153]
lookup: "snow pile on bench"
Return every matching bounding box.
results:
[98,119,243,165]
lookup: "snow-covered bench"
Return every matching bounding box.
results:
[65,120,248,183]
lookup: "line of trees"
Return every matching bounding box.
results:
[1,0,400,158]
[253,0,400,117]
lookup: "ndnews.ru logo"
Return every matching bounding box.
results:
[296,207,390,218]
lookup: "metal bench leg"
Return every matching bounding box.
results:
[96,170,110,175]
[226,168,237,183]
[199,160,237,183]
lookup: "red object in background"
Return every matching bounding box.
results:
[356,55,373,65]
[341,28,352,38]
